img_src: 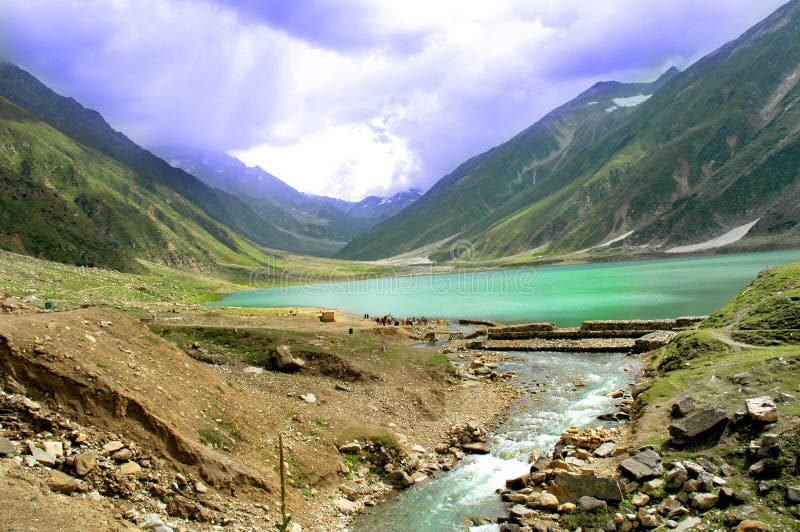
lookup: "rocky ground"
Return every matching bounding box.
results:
[0,296,516,531]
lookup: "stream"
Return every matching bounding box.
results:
[350,350,643,531]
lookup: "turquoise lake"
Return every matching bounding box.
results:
[214,249,800,326]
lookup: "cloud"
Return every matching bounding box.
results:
[0,0,788,201]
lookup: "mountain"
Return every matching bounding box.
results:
[157,146,420,256]
[0,95,276,272]
[337,0,800,262]
[0,63,301,253]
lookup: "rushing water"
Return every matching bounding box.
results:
[215,250,800,326]
[350,351,643,532]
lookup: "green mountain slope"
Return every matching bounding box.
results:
[338,0,800,262]
[0,95,275,272]
[0,63,300,253]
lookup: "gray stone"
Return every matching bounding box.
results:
[577,496,607,512]
[275,345,305,372]
[776,392,795,403]
[73,452,97,477]
[671,395,695,418]
[619,449,663,481]
[665,465,689,489]
[786,485,800,505]
[745,396,777,423]
[509,503,534,519]
[691,492,719,510]
[668,408,728,445]
[547,473,623,503]
[299,393,316,403]
[139,513,165,530]
[642,478,665,493]
[674,516,702,531]
[683,461,705,477]
[332,497,357,514]
[0,437,17,457]
[594,441,616,457]
[695,456,717,474]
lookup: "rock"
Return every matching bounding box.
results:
[112,448,133,461]
[594,441,616,457]
[668,408,729,446]
[691,492,719,511]
[642,478,664,493]
[195,480,208,493]
[0,437,17,456]
[289,523,303,532]
[637,510,658,527]
[619,449,664,480]
[632,493,650,506]
[695,456,717,474]
[547,473,623,503]
[299,393,316,404]
[499,525,521,532]
[673,516,702,531]
[538,492,560,510]
[745,396,778,423]
[671,396,695,418]
[775,392,795,403]
[509,503,534,519]
[577,496,607,512]
[747,459,779,478]
[786,485,800,505]
[275,345,305,372]
[73,452,97,477]
[683,461,705,477]
[338,442,362,453]
[462,442,490,454]
[42,441,64,457]
[242,366,264,375]
[557,502,576,513]
[666,464,689,489]
[505,474,529,490]
[47,470,78,494]
[102,441,125,453]
[139,513,166,530]
[735,520,768,532]
[332,497,357,514]
[387,470,413,489]
[28,443,57,467]
[119,461,142,475]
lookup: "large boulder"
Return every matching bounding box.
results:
[547,473,624,503]
[274,345,306,372]
[619,449,664,481]
[668,408,728,446]
[745,396,778,423]
[387,470,413,489]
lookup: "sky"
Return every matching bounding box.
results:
[0,0,789,201]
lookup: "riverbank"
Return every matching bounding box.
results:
[0,294,518,531]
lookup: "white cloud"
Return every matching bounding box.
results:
[1,0,789,201]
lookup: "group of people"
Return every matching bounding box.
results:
[372,315,431,326]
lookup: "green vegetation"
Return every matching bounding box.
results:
[634,260,800,528]
[649,330,732,372]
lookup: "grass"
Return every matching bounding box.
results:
[632,260,800,528]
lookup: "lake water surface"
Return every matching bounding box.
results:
[215,250,800,326]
